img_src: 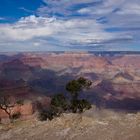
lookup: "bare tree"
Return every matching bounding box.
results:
[0,95,17,122]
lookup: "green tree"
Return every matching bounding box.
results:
[51,93,68,112]
[38,108,58,121]
[39,77,92,121]
[78,99,91,113]
[39,94,68,121]
[66,80,80,100]
[66,77,92,113]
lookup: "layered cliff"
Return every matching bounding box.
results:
[0,52,139,111]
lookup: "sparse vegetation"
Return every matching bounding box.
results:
[38,94,67,121]
[0,95,23,123]
[12,112,21,120]
[16,100,24,105]
[66,77,92,113]
[51,93,68,112]
[38,107,60,121]
[38,77,92,121]
[38,110,52,121]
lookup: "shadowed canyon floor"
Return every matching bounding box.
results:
[0,108,140,140]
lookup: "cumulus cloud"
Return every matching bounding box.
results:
[0,0,140,51]
[37,0,140,31]
[0,16,57,41]
[0,15,132,50]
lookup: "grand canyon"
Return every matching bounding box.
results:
[1,0,140,139]
[0,52,140,140]
[0,52,140,111]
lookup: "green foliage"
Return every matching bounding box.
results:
[70,99,92,113]
[66,77,92,113]
[38,107,60,121]
[12,112,21,120]
[78,99,92,113]
[16,100,24,105]
[66,80,81,98]
[51,94,68,111]
[39,77,92,121]
[39,93,69,121]
[66,77,92,100]
[77,77,92,89]
[70,99,79,113]
[38,110,49,121]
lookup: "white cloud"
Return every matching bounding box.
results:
[78,8,92,14]
[1,0,140,51]
[0,15,115,42]
[117,3,140,15]
[0,17,5,20]
[0,14,134,51]
[77,0,125,15]
[0,16,57,41]
[37,0,102,17]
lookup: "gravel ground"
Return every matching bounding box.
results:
[0,109,140,140]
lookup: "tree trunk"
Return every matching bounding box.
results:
[5,110,13,123]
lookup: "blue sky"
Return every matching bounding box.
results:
[0,0,140,52]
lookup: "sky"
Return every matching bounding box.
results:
[0,0,140,52]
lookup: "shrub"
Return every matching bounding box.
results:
[12,112,21,120]
[70,99,91,113]
[39,94,69,122]
[38,110,50,121]
[38,107,60,121]
[70,99,78,113]
[78,99,92,113]
[39,77,92,121]
[16,100,24,105]
[51,94,68,111]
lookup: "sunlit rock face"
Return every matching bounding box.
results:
[0,102,34,118]
[0,52,140,111]
[0,97,51,119]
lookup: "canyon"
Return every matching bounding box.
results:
[0,52,140,119]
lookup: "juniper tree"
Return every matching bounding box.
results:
[66,77,92,113]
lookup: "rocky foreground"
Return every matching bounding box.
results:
[0,108,140,140]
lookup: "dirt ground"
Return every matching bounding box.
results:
[0,108,140,140]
